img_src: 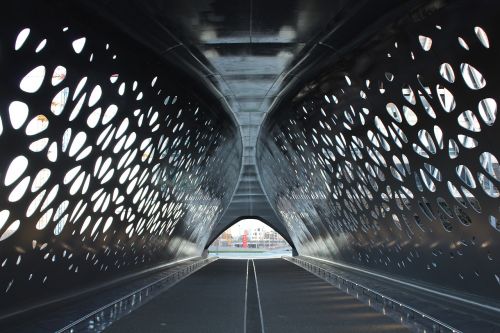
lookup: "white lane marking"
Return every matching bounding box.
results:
[252,259,266,333]
[244,259,249,333]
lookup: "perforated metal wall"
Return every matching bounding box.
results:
[1,0,499,321]
[258,0,500,299]
[0,3,240,314]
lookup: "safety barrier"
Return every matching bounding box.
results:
[57,257,217,333]
[284,256,460,333]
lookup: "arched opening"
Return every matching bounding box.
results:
[208,218,293,258]
[206,215,294,248]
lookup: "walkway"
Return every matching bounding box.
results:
[105,259,410,333]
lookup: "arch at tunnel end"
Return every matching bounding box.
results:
[205,216,296,253]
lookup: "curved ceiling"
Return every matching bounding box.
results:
[0,0,499,319]
[79,0,419,244]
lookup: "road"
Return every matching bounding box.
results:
[105,259,410,332]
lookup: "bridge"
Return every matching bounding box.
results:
[0,1,499,332]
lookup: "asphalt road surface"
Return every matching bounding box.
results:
[105,259,410,333]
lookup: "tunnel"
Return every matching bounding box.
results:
[0,0,499,332]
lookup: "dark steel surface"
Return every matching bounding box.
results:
[0,1,240,318]
[0,0,498,328]
[258,0,500,300]
[76,0,376,241]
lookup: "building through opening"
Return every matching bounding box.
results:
[208,218,292,258]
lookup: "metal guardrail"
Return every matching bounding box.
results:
[284,256,461,333]
[57,257,217,333]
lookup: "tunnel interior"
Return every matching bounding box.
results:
[0,0,499,327]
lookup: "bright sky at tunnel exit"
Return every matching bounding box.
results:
[228,219,275,237]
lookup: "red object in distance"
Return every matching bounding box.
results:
[242,230,248,248]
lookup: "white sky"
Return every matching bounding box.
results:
[228,219,274,237]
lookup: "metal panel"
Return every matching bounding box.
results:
[258,0,500,300]
[0,2,240,317]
